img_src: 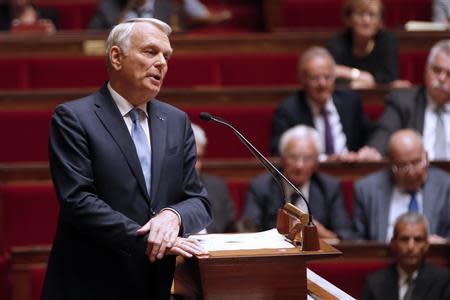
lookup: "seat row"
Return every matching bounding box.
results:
[0,52,428,89]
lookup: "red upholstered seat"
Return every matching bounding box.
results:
[28,57,108,89]
[39,2,97,30]
[219,54,299,86]
[185,106,274,158]
[29,264,46,300]
[308,260,390,299]
[0,255,9,300]
[363,103,384,122]
[0,110,52,162]
[0,182,58,250]
[226,180,249,218]
[0,58,28,89]
[164,56,221,87]
[400,51,428,85]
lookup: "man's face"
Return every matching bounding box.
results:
[281,138,318,187]
[391,222,429,273]
[113,23,173,105]
[390,144,428,192]
[348,2,382,40]
[301,55,335,108]
[425,51,450,107]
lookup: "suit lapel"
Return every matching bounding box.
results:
[413,263,434,300]
[94,86,150,201]
[148,100,167,203]
[422,169,438,230]
[297,92,315,127]
[413,88,427,133]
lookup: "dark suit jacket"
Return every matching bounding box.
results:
[240,172,354,239]
[368,87,427,154]
[353,167,450,241]
[42,84,211,300]
[200,174,235,233]
[362,263,450,300]
[270,89,371,155]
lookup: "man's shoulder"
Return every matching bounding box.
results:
[249,172,275,187]
[421,262,450,278]
[366,264,396,284]
[313,172,340,187]
[356,169,390,188]
[333,89,360,103]
[150,99,188,119]
[387,86,423,103]
[427,167,450,185]
[277,91,305,109]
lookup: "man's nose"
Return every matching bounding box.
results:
[154,53,167,67]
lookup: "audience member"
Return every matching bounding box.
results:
[368,39,450,159]
[353,129,450,243]
[433,0,450,24]
[326,0,410,89]
[242,125,354,240]
[192,123,235,233]
[361,212,450,300]
[0,0,58,31]
[89,0,230,30]
[42,19,210,299]
[270,46,379,162]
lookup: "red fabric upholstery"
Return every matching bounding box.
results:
[227,180,249,218]
[363,103,384,122]
[0,255,9,300]
[308,260,390,298]
[219,54,299,86]
[164,56,221,87]
[0,59,28,89]
[0,110,52,163]
[29,265,46,300]
[27,57,107,89]
[40,3,97,30]
[0,182,58,250]
[185,106,274,158]
[400,51,428,85]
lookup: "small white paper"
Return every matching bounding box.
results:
[190,228,295,251]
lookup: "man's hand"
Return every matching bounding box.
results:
[137,209,180,262]
[167,237,209,258]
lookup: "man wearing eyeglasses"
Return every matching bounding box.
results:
[353,129,450,243]
[241,125,354,240]
[368,39,450,160]
[270,46,379,161]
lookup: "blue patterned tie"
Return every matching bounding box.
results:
[129,108,151,194]
[408,192,418,212]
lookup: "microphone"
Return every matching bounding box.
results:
[199,112,319,250]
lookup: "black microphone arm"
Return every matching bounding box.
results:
[199,112,314,225]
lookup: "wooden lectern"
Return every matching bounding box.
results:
[173,204,342,300]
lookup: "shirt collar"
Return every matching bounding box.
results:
[307,97,335,116]
[107,82,149,118]
[397,265,419,284]
[426,93,450,112]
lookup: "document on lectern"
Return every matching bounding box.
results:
[190,228,295,251]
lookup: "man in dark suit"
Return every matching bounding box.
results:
[354,129,450,242]
[270,46,378,161]
[42,18,211,300]
[368,39,450,159]
[362,212,450,300]
[192,123,235,233]
[242,125,354,240]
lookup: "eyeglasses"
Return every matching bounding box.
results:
[305,74,334,83]
[353,11,380,20]
[429,64,450,79]
[391,156,428,174]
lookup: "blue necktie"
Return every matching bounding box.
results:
[408,192,418,212]
[129,108,151,194]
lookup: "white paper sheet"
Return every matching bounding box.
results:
[190,228,295,251]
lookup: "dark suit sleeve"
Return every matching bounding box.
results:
[352,180,370,240]
[168,115,212,236]
[367,91,404,154]
[360,275,378,300]
[49,105,147,257]
[327,181,355,240]
[372,31,399,83]
[270,97,297,156]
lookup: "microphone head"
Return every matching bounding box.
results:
[199,112,213,121]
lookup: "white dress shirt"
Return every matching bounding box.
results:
[422,95,450,160]
[397,266,418,300]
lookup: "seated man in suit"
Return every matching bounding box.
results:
[362,212,450,300]
[270,46,379,161]
[192,123,235,233]
[241,125,354,240]
[354,129,450,243]
[368,39,450,159]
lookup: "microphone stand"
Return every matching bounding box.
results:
[199,112,319,251]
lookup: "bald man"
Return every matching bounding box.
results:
[353,129,450,242]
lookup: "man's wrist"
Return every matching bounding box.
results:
[161,208,182,227]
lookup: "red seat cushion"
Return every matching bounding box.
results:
[29,264,47,300]
[164,56,221,87]
[227,180,249,218]
[400,51,428,85]
[0,255,9,300]
[0,110,53,162]
[0,182,58,250]
[308,261,390,298]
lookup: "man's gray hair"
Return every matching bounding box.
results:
[105,18,172,70]
[278,125,322,155]
[427,39,450,67]
[393,212,429,239]
[299,46,336,74]
[191,123,207,146]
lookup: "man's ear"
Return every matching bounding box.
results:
[110,45,123,71]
